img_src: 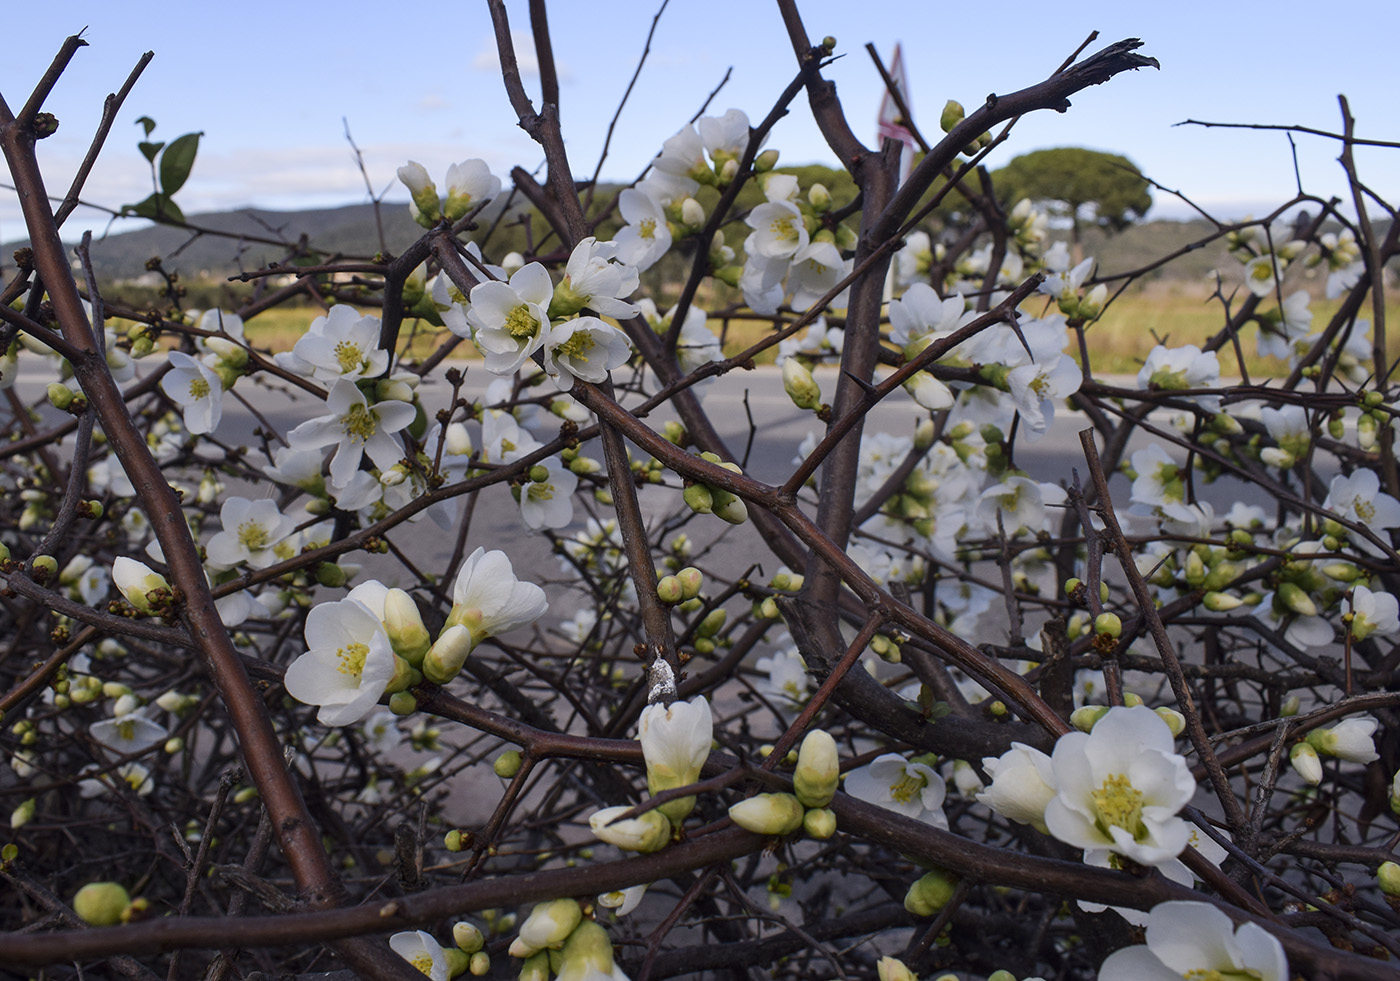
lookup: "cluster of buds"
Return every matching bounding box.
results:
[390,919,489,978]
[1072,693,1185,738]
[730,729,841,840]
[682,452,748,524]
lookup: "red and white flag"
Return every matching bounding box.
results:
[876,43,915,185]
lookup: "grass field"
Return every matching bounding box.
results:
[225,284,1396,380]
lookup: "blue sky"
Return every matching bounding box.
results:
[2,0,1396,241]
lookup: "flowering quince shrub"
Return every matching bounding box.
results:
[1,10,1400,981]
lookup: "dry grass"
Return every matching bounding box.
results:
[153,285,1393,380]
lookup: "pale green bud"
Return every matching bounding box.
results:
[656,575,684,605]
[683,483,714,514]
[803,807,837,839]
[31,554,57,581]
[509,898,583,958]
[468,950,489,976]
[444,829,465,852]
[696,608,727,637]
[676,567,703,600]
[589,805,671,853]
[73,882,132,926]
[1203,591,1244,612]
[11,798,36,829]
[904,867,958,916]
[1290,742,1322,785]
[793,729,839,808]
[728,793,804,836]
[1278,581,1318,617]
[494,749,522,779]
[680,197,705,228]
[1094,612,1121,637]
[807,183,832,211]
[877,956,918,981]
[384,588,431,665]
[940,99,965,133]
[754,148,780,172]
[453,921,485,953]
[518,952,550,981]
[782,358,821,410]
[710,489,748,525]
[47,383,74,410]
[1070,705,1109,732]
[1378,862,1400,897]
[1154,706,1186,737]
[423,625,474,685]
[315,562,347,588]
[389,691,417,716]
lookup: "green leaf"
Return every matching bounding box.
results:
[158,131,203,197]
[135,116,157,138]
[137,141,165,164]
[122,193,186,225]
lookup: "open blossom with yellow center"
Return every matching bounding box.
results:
[160,351,224,435]
[1099,900,1287,981]
[286,379,415,491]
[283,596,396,726]
[1043,705,1196,867]
[845,753,948,828]
[543,315,633,390]
[287,304,388,383]
[205,497,296,571]
[467,262,555,374]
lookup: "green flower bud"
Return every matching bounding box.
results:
[453,920,485,953]
[1070,705,1109,732]
[388,691,418,715]
[468,950,489,976]
[877,956,918,981]
[696,608,727,637]
[1203,591,1244,612]
[444,829,465,852]
[589,806,672,853]
[710,489,748,525]
[384,588,431,665]
[1378,861,1400,897]
[754,149,780,172]
[1290,742,1322,785]
[494,749,522,779]
[904,867,958,916]
[940,99,965,133]
[1094,612,1121,637]
[30,554,57,581]
[73,882,132,926]
[423,625,474,685]
[803,807,837,839]
[1154,706,1186,737]
[1277,581,1318,617]
[728,793,804,836]
[782,358,822,410]
[315,562,347,588]
[793,729,840,808]
[683,483,714,514]
[519,952,550,981]
[676,567,703,600]
[807,183,832,211]
[656,575,684,605]
[47,383,74,410]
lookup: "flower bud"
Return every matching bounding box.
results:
[905,867,958,916]
[656,575,684,605]
[1094,612,1121,637]
[453,921,485,953]
[315,562,347,588]
[728,793,804,836]
[10,798,35,829]
[73,882,132,926]
[398,161,442,227]
[683,483,714,514]
[680,197,705,228]
[444,829,465,852]
[754,148,780,172]
[1290,742,1322,785]
[384,588,431,665]
[1154,706,1186,737]
[112,557,170,615]
[389,691,417,716]
[1380,861,1400,897]
[509,898,583,958]
[793,729,839,808]
[494,749,522,779]
[710,489,748,525]
[877,956,918,981]
[518,952,550,981]
[940,99,965,133]
[802,807,837,839]
[423,625,474,685]
[1203,591,1244,612]
[1070,705,1109,732]
[676,567,703,600]
[782,358,821,410]
[589,805,672,853]
[1277,582,1318,617]
[47,383,74,410]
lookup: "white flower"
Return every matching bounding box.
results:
[446,547,548,641]
[978,742,1057,832]
[1006,354,1082,440]
[90,712,168,755]
[888,284,973,348]
[444,158,501,220]
[787,240,850,312]
[282,597,396,726]
[161,351,224,435]
[1098,900,1287,981]
[613,188,672,271]
[697,108,751,165]
[1351,585,1400,640]
[1324,470,1400,556]
[552,237,640,319]
[288,305,387,383]
[598,883,647,917]
[745,199,808,261]
[204,497,297,570]
[1243,253,1281,297]
[589,805,672,853]
[1043,705,1196,867]
[519,456,578,530]
[755,642,807,710]
[638,696,712,821]
[467,262,555,374]
[286,379,415,491]
[389,930,451,980]
[1307,716,1379,764]
[844,753,948,827]
[543,316,633,390]
[1137,344,1221,412]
